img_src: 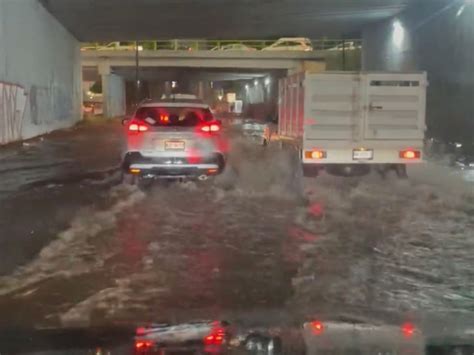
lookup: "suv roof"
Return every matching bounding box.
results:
[160,93,200,100]
[139,100,210,109]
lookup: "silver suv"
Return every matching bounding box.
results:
[121,99,227,183]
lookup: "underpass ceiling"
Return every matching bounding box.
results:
[40,0,416,41]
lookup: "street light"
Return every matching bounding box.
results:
[254,79,259,86]
[456,4,466,16]
[392,20,405,48]
[264,77,271,86]
[245,84,249,90]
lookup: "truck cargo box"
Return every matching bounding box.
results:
[278,71,427,176]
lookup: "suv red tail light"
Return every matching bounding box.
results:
[128,121,149,133]
[201,123,220,133]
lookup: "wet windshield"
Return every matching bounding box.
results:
[0,0,473,354]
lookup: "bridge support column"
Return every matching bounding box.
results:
[148,82,162,100]
[99,64,125,118]
[197,81,205,100]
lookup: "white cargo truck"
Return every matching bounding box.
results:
[276,71,427,177]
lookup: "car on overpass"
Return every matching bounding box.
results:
[262,37,313,51]
[328,40,362,51]
[81,41,143,51]
[121,97,228,185]
[210,43,257,51]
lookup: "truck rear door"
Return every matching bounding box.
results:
[279,72,304,139]
[303,73,361,141]
[363,73,427,140]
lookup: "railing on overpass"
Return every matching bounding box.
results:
[81,39,362,52]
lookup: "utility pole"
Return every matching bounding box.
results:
[135,40,140,106]
[342,39,346,70]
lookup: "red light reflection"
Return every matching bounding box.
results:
[203,326,226,346]
[308,202,324,218]
[310,321,324,335]
[401,322,416,337]
[135,340,153,349]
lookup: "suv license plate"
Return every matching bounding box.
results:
[353,149,373,160]
[165,140,185,150]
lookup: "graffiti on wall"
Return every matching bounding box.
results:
[0,82,28,144]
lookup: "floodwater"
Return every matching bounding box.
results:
[0,127,473,340]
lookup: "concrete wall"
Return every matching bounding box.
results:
[0,0,81,144]
[362,0,474,143]
[102,74,126,117]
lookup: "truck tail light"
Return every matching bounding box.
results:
[310,321,324,335]
[399,149,420,159]
[305,150,327,159]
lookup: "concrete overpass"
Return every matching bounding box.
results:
[81,49,327,71]
[81,49,329,117]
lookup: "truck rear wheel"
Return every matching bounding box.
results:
[394,164,408,179]
[122,172,137,185]
[302,164,320,178]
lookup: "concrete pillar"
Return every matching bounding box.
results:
[99,64,126,118]
[197,81,205,100]
[148,82,162,100]
[164,81,172,96]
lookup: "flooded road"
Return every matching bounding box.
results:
[0,118,122,199]
[0,121,473,335]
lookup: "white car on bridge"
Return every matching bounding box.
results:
[262,37,313,51]
[210,43,257,51]
[81,41,143,51]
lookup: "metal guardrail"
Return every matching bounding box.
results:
[81,39,362,52]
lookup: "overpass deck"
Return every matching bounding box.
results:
[82,49,329,70]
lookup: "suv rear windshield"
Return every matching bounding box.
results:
[135,106,214,127]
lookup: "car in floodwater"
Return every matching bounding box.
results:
[121,97,228,185]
